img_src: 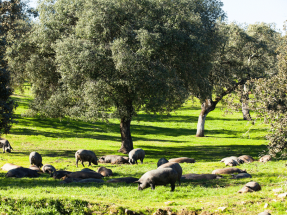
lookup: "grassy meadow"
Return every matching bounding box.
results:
[0,88,287,214]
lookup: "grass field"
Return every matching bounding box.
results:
[0,89,286,215]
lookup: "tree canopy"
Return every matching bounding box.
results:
[7,0,225,153]
[195,22,280,137]
[0,0,36,136]
[251,31,287,156]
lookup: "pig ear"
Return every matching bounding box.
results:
[133,181,141,184]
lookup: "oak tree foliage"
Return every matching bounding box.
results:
[7,0,225,153]
[251,31,287,156]
[0,0,36,135]
[195,22,279,137]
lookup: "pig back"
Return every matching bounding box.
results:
[103,155,129,164]
[1,163,22,171]
[76,149,97,161]
[168,157,195,163]
[29,152,43,167]
[238,155,254,163]
[129,148,145,160]
[140,168,178,185]
[158,162,182,181]
[212,167,246,175]
[66,171,103,179]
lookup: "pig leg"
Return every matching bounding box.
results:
[3,147,5,153]
[81,161,85,167]
[140,158,143,164]
[135,160,138,165]
[89,161,91,166]
[171,183,175,191]
[76,159,79,167]
[151,184,155,190]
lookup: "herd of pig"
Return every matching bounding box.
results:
[0,138,272,193]
[0,138,275,214]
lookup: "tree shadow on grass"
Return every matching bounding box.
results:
[138,144,268,162]
[8,143,267,162]
[133,113,247,123]
[0,172,245,190]
[11,119,259,141]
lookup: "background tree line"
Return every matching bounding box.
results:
[1,0,286,156]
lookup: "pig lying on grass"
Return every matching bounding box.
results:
[106,177,139,184]
[65,171,103,179]
[259,155,272,163]
[98,155,129,164]
[6,167,39,178]
[168,157,195,163]
[231,173,252,179]
[212,168,247,175]
[42,164,56,175]
[238,182,261,193]
[181,174,222,181]
[29,165,43,173]
[1,163,22,171]
[97,167,113,177]
[53,171,72,179]
[238,155,254,163]
[61,178,105,184]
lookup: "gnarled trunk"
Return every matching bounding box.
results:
[118,118,133,154]
[196,99,216,137]
[241,84,251,121]
[242,102,251,120]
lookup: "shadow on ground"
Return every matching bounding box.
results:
[139,144,268,162]
[11,113,266,140]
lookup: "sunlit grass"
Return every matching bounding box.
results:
[0,87,285,214]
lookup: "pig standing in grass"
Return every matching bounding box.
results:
[29,152,43,168]
[128,148,145,164]
[0,139,13,153]
[157,162,182,185]
[134,168,178,191]
[75,149,98,167]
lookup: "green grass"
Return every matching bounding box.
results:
[0,89,286,214]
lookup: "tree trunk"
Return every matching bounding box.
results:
[241,84,251,121]
[196,99,216,137]
[118,118,133,154]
